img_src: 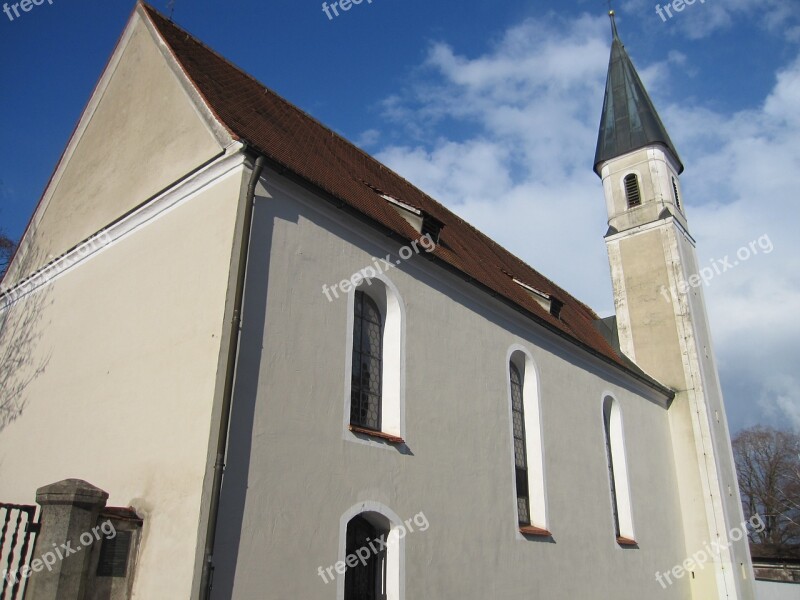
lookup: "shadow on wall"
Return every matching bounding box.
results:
[0,242,53,433]
[209,192,285,599]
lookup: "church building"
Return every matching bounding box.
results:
[0,3,754,599]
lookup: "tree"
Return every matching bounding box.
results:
[733,426,800,545]
[0,231,15,279]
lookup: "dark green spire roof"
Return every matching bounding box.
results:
[594,12,683,175]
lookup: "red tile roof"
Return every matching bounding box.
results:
[139,3,668,392]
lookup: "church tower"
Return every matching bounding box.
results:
[595,12,755,599]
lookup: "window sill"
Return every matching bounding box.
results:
[519,526,551,537]
[616,536,638,547]
[348,425,404,444]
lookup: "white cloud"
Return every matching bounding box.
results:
[626,0,800,40]
[759,375,800,431]
[355,128,381,148]
[359,12,800,432]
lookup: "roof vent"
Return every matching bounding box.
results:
[512,278,562,319]
[421,214,444,244]
[549,297,564,319]
[365,182,444,242]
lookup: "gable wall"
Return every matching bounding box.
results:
[5,12,227,286]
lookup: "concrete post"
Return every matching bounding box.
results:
[25,479,109,600]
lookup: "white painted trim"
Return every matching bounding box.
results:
[601,393,636,543]
[605,213,695,245]
[511,279,549,301]
[380,194,421,216]
[506,344,549,537]
[603,239,637,364]
[0,149,246,311]
[336,502,406,600]
[670,226,742,597]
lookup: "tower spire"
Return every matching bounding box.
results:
[593,11,682,176]
[609,9,619,40]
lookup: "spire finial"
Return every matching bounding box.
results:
[608,9,619,39]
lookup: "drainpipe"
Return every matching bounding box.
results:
[200,153,265,599]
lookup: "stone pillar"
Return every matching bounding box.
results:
[25,479,109,600]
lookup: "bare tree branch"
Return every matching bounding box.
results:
[734,426,800,546]
[0,237,51,432]
[0,231,15,279]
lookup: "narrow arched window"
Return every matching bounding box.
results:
[344,515,387,600]
[672,177,681,209]
[603,401,620,537]
[603,396,635,543]
[624,174,641,208]
[351,291,382,431]
[510,363,530,526]
[508,351,548,534]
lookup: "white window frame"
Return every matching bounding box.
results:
[602,393,636,543]
[507,345,548,535]
[343,274,406,446]
[337,502,406,600]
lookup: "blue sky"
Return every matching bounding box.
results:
[1,0,799,433]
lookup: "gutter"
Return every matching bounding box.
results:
[200,153,265,599]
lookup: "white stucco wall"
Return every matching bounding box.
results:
[211,168,692,599]
[754,580,800,600]
[0,161,246,599]
[4,11,228,286]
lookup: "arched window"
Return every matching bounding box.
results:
[508,350,548,534]
[602,396,635,543]
[672,176,681,209]
[510,363,530,525]
[336,504,401,600]
[344,515,388,600]
[346,278,405,443]
[351,291,383,430]
[624,174,641,208]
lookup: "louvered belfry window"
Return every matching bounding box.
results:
[624,174,641,208]
[672,177,681,209]
[351,291,383,431]
[510,363,530,526]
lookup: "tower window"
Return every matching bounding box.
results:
[624,174,641,208]
[672,177,681,209]
[351,291,383,431]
